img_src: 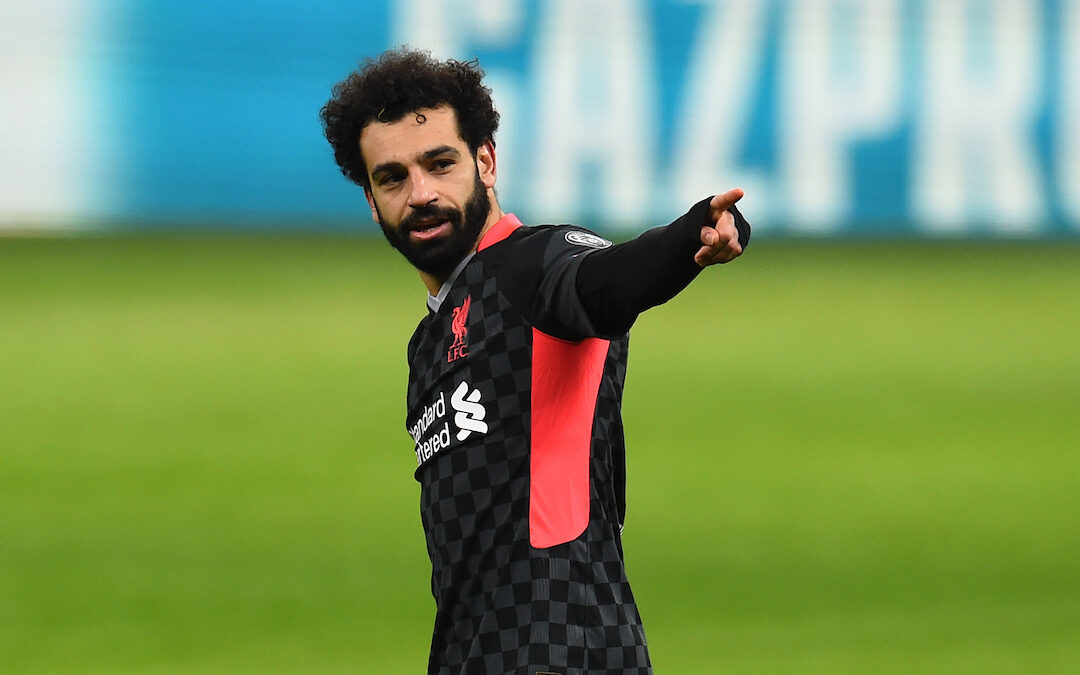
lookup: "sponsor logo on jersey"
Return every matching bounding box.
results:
[447,295,471,363]
[564,230,612,249]
[410,380,489,466]
[408,391,445,446]
[450,381,488,441]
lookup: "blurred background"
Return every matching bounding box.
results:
[4,0,1079,235]
[2,1,1079,673]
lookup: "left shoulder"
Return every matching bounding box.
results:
[483,223,613,262]
[524,223,614,254]
[556,227,613,251]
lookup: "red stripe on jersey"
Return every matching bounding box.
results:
[477,213,522,251]
[529,330,610,549]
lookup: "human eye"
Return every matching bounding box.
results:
[431,158,455,173]
[377,171,405,188]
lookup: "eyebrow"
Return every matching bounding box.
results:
[370,145,463,180]
[420,145,461,162]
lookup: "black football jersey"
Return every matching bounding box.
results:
[405,203,749,674]
[407,214,649,674]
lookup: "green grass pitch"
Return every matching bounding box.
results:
[1,234,1078,673]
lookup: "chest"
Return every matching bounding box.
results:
[405,275,532,470]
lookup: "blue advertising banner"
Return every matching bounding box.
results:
[2,0,1078,235]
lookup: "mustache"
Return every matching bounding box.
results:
[400,205,462,232]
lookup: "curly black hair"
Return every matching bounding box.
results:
[321,47,500,190]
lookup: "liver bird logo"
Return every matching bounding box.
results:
[447,295,471,363]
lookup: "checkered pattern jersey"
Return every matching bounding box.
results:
[406,223,652,674]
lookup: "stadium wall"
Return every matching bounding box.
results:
[2,0,1078,237]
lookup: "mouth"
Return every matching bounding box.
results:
[409,219,451,242]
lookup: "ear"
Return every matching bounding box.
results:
[475,140,497,190]
[364,187,381,224]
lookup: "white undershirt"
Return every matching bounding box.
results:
[426,252,476,313]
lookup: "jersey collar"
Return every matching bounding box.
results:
[426,213,523,313]
[426,252,475,313]
[477,213,522,251]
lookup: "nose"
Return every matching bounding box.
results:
[407,169,436,209]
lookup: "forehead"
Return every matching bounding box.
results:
[359,105,466,169]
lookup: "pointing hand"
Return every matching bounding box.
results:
[694,188,745,267]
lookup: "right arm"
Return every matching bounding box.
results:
[574,191,750,338]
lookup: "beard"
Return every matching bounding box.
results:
[377,172,491,280]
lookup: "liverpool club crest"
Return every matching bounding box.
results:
[447,295,471,363]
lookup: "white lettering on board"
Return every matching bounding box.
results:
[778,0,902,230]
[531,0,657,224]
[913,0,1044,233]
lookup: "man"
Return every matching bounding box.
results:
[322,48,749,674]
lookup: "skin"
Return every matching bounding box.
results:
[359,104,745,294]
[360,105,503,294]
[696,187,746,267]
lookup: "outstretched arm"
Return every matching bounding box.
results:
[575,189,750,338]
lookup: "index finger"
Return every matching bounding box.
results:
[709,187,745,217]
